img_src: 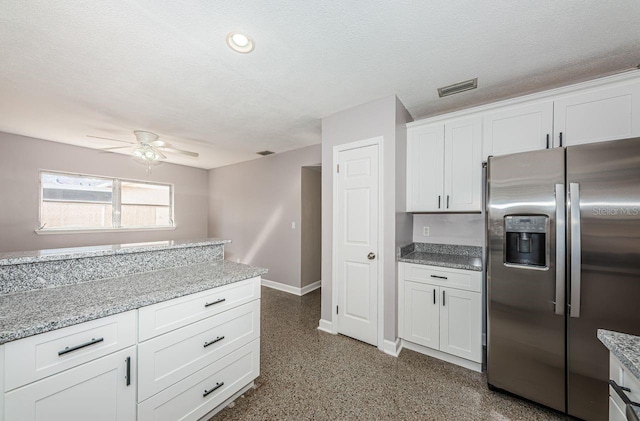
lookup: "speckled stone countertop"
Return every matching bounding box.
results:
[0,260,267,345]
[598,329,640,380]
[0,238,231,266]
[397,242,483,271]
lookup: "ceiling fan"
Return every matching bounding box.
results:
[87,131,199,168]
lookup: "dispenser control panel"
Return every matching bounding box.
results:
[505,216,547,233]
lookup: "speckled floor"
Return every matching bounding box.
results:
[212,287,568,420]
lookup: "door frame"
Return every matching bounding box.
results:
[331,136,384,350]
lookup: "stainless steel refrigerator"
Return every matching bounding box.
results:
[487,137,640,420]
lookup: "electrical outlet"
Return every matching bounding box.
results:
[291,221,296,229]
[423,226,430,236]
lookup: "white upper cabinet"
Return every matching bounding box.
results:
[407,123,445,212]
[482,101,553,158]
[407,117,482,213]
[554,81,640,147]
[444,116,482,212]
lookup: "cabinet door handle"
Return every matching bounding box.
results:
[559,132,563,147]
[58,337,104,356]
[433,289,436,305]
[204,336,225,348]
[430,275,448,280]
[204,298,226,308]
[442,290,446,306]
[546,134,550,149]
[125,356,131,386]
[438,195,441,209]
[446,195,450,209]
[203,382,224,397]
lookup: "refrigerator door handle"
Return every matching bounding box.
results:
[569,182,581,318]
[555,184,565,315]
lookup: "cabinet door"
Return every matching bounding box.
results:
[482,101,553,158]
[5,347,136,421]
[554,81,640,147]
[402,281,440,350]
[407,123,445,212]
[439,288,481,363]
[443,116,482,211]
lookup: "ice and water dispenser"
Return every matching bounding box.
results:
[504,216,547,267]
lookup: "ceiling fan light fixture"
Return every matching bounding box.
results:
[132,144,162,163]
[226,32,255,54]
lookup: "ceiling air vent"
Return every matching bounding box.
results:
[256,150,274,156]
[437,78,478,98]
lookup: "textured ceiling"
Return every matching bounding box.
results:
[1,1,639,169]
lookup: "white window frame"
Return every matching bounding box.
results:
[36,170,176,234]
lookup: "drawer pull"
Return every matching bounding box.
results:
[58,337,104,356]
[204,298,226,307]
[430,275,448,280]
[203,336,226,348]
[610,380,639,406]
[125,356,131,386]
[203,381,224,397]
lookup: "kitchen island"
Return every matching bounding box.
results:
[0,239,267,421]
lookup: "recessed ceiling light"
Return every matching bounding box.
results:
[226,32,255,54]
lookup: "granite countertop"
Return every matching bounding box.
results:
[0,238,232,266]
[397,243,483,271]
[598,329,640,380]
[0,260,267,345]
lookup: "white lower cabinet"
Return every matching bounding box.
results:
[608,353,640,421]
[5,346,136,421]
[2,276,262,421]
[399,263,482,371]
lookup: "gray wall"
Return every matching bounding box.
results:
[0,131,209,253]
[301,166,321,287]
[321,95,411,342]
[208,144,322,288]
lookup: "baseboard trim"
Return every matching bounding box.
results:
[300,280,321,295]
[383,338,402,357]
[261,279,321,296]
[317,319,335,334]
[401,340,483,373]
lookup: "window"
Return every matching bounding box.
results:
[39,171,173,231]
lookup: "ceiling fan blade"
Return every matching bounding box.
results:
[158,147,199,158]
[101,146,133,151]
[87,135,135,144]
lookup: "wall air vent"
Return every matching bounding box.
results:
[256,150,275,156]
[437,78,478,98]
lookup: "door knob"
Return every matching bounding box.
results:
[367,252,376,260]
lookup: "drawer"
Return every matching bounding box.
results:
[137,339,260,421]
[138,277,260,342]
[611,354,640,403]
[4,310,136,391]
[403,263,482,292]
[138,299,260,402]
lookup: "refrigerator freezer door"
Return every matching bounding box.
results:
[487,148,566,412]
[566,137,640,421]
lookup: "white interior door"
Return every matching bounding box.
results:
[335,142,379,346]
